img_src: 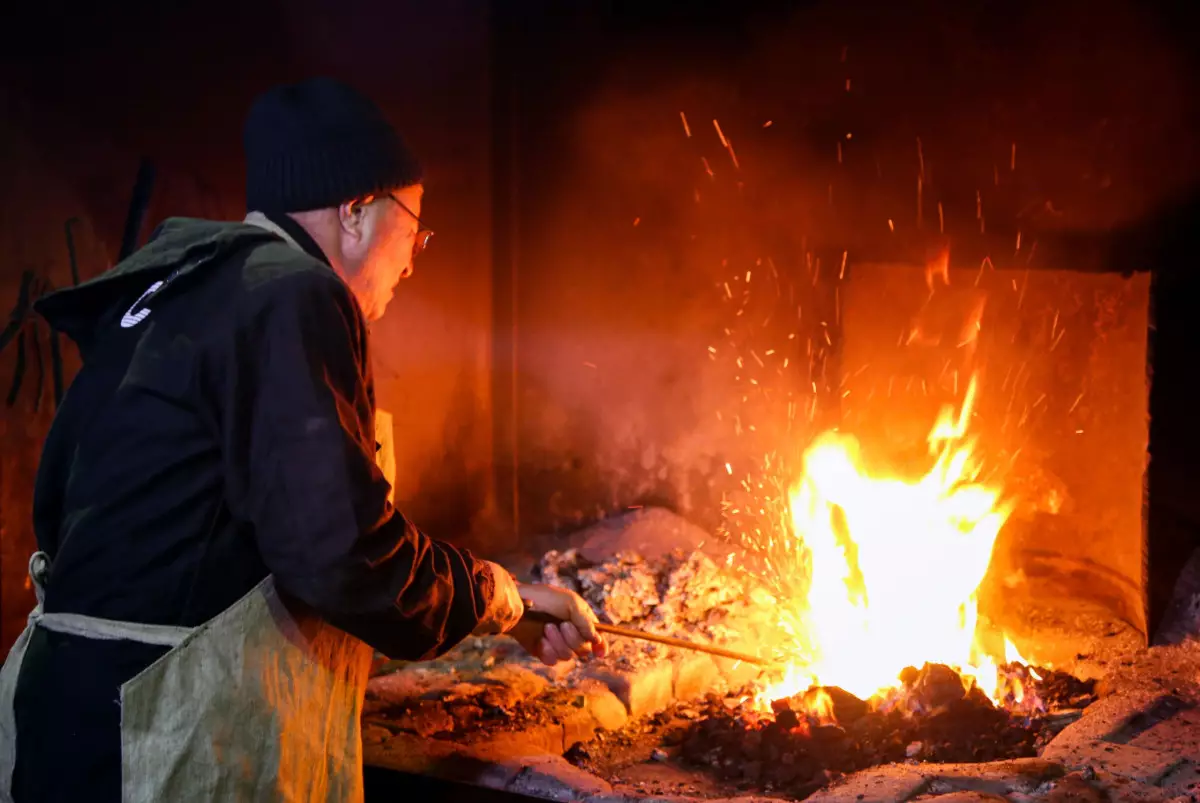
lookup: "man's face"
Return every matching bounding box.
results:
[336,184,426,321]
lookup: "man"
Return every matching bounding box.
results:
[0,77,604,802]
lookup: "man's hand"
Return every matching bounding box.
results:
[509,583,608,666]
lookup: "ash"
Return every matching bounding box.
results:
[537,547,774,667]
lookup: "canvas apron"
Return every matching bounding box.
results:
[0,548,375,803]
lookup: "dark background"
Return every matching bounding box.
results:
[1,0,1196,649]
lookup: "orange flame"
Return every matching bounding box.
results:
[756,375,1014,708]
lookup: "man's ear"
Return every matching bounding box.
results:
[338,197,370,237]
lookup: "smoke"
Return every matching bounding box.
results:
[512,0,1197,535]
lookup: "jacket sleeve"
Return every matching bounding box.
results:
[219,269,518,660]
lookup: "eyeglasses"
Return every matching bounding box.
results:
[385,193,434,260]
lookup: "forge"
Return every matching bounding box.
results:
[361,262,1200,803]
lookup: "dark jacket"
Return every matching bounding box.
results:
[13,217,499,802]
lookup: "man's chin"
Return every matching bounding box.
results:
[365,293,394,322]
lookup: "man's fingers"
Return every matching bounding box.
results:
[591,632,608,658]
[570,606,600,644]
[559,622,587,654]
[543,623,571,661]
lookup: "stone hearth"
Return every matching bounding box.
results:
[364,640,1200,802]
[362,510,1200,802]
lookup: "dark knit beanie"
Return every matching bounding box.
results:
[243,77,423,213]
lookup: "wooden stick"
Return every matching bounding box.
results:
[522,610,772,667]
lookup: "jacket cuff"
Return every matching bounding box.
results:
[471,561,524,636]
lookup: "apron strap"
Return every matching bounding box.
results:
[36,613,195,648]
[26,551,196,648]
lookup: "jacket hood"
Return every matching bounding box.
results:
[35,217,278,344]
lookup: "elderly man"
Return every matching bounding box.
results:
[0,77,604,803]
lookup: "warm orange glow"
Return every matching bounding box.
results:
[755,375,1015,709]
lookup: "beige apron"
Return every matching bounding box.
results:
[0,550,374,803]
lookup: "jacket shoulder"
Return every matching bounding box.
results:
[235,241,363,327]
[240,237,338,289]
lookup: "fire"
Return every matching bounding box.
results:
[756,375,1015,709]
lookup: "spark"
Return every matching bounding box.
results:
[918,175,923,228]
[974,256,994,287]
[710,118,731,147]
[680,112,692,138]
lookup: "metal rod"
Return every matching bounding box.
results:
[64,218,81,285]
[596,622,771,666]
[523,610,771,666]
[119,159,157,261]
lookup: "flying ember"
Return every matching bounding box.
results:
[756,375,1016,709]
